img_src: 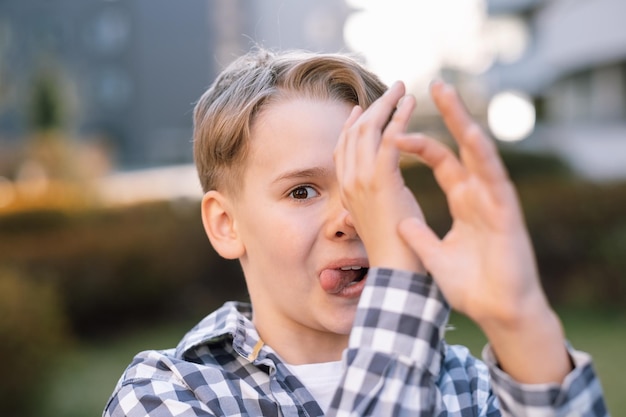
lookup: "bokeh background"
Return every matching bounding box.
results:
[1,0,625,415]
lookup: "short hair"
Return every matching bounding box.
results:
[193,48,387,194]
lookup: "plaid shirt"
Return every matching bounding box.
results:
[103,268,608,417]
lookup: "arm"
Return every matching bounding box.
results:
[326,268,449,417]
[395,81,569,384]
[328,81,448,416]
[395,81,608,414]
[330,81,499,416]
[332,80,608,416]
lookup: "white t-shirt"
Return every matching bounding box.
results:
[285,360,343,412]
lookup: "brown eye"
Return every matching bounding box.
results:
[290,186,318,200]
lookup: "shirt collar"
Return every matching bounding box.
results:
[175,301,264,361]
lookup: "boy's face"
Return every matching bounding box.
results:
[230,97,368,359]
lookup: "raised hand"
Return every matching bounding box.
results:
[396,81,571,383]
[334,81,425,273]
[394,81,541,324]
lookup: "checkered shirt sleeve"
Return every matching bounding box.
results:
[326,268,609,417]
[484,346,609,416]
[103,350,216,417]
[327,268,450,416]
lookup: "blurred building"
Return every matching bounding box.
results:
[484,0,626,180]
[0,0,350,171]
[213,0,350,65]
[0,0,213,168]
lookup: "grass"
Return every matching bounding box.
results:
[37,309,624,416]
[36,319,197,417]
[446,308,625,415]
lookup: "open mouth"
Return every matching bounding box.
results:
[320,265,369,294]
[339,266,368,286]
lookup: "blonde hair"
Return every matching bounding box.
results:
[193,48,387,194]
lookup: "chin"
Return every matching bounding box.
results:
[326,309,357,335]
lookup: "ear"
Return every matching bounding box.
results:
[201,190,245,260]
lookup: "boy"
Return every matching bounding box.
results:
[104,49,608,416]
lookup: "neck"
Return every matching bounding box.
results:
[253,315,349,365]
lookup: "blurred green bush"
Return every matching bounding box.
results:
[0,200,247,338]
[0,151,624,335]
[0,151,623,341]
[0,267,71,415]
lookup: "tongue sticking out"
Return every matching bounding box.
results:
[320,268,366,294]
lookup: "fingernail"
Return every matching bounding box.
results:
[389,81,405,93]
[429,79,444,89]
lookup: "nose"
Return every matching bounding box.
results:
[329,206,359,240]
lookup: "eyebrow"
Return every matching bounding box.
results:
[271,167,333,185]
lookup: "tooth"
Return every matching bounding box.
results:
[340,266,362,271]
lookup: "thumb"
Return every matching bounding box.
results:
[398,217,441,270]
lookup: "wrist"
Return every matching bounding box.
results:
[474,290,554,334]
[478,299,571,384]
[368,244,426,274]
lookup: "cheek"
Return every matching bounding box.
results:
[276,217,317,253]
[260,208,321,258]
[242,207,314,251]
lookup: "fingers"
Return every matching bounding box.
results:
[335,105,364,184]
[349,81,407,169]
[430,81,509,187]
[378,94,417,171]
[384,94,416,137]
[395,133,465,195]
[430,80,474,142]
[361,81,407,132]
[397,217,441,272]
[336,81,412,192]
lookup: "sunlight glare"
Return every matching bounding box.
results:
[344,0,488,86]
[488,91,536,142]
